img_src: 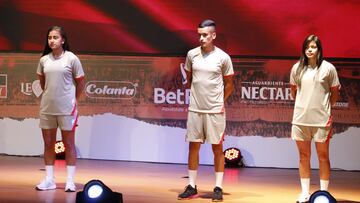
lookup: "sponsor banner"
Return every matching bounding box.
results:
[20,80,42,97]
[0,74,7,98]
[0,53,359,137]
[85,81,137,99]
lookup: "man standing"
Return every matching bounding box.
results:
[178,19,234,202]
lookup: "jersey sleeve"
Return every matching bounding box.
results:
[184,51,192,72]
[72,56,85,79]
[222,55,234,76]
[36,58,44,76]
[289,63,298,86]
[328,64,340,88]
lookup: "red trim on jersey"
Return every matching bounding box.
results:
[75,75,85,81]
[325,115,333,127]
[223,74,234,78]
[325,127,333,144]
[71,113,79,132]
[290,84,297,91]
[330,85,341,91]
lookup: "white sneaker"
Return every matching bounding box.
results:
[65,181,76,192]
[36,178,56,191]
[296,193,310,203]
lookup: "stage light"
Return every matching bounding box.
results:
[309,190,337,203]
[224,147,243,168]
[55,141,65,160]
[88,184,103,198]
[76,179,123,203]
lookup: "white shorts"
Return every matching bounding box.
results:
[39,110,78,131]
[291,124,332,143]
[186,111,226,144]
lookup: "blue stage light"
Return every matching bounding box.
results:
[76,179,123,203]
[87,184,103,199]
[309,190,337,203]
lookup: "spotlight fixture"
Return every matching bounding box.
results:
[223,147,243,168]
[76,179,123,203]
[55,141,65,160]
[309,190,337,203]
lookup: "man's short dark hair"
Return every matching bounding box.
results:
[198,19,216,28]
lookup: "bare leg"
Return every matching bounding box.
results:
[61,129,77,191]
[296,141,311,178]
[212,144,224,172]
[37,129,57,189]
[42,129,57,165]
[315,141,330,180]
[212,144,225,190]
[61,130,77,165]
[296,140,312,199]
[315,141,330,191]
[188,142,201,170]
[178,142,200,198]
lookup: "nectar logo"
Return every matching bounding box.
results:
[85,81,137,99]
[240,81,293,104]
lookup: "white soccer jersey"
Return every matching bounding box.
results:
[185,46,234,113]
[37,51,85,115]
[290,60,340,127]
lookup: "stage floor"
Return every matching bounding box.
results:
[0,155,359,203]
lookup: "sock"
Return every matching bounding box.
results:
[45,165,54,180]
[188,170,197,188]
[215,172,224,188]
[320,179,329,191]
[66,165,76,183]
[300,178,310,195]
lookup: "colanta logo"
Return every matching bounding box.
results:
[85,81,137,99]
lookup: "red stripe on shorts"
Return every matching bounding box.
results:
[325,127,333,144]
[71,103,77,116]
[71,113,79,132]
[325,115,333,128]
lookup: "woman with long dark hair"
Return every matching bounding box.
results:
[290,35,340,203]
[35,26,85,192]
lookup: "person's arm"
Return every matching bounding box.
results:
[330,86,340,106]
[223,75,234,102]
[328,64,340,107]
[38,75,45,90]
[185,70,192,89]
[75,76,85,100]
[289,63,298,100]
[290,85,297,100]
